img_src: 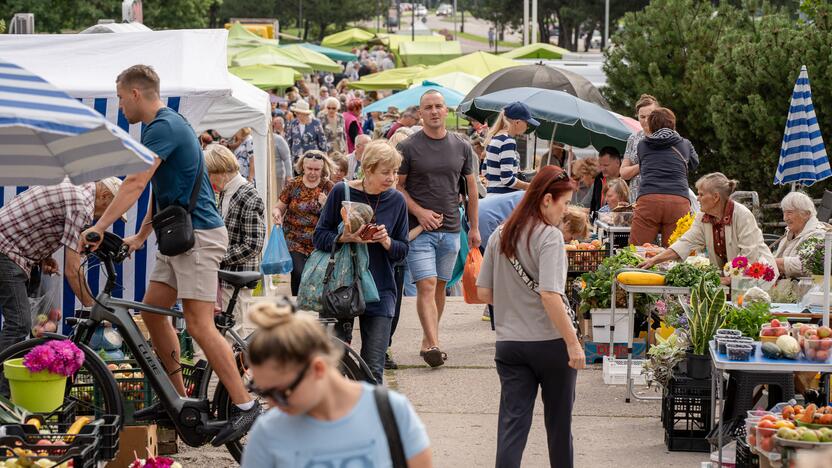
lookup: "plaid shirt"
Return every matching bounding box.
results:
[0,181,95,275]
[218,182,265,287]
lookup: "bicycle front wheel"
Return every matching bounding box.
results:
[0,337,124,425]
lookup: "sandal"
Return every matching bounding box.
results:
[423,347,445,368]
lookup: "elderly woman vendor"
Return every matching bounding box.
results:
[640,173,777,275]
[774,191,830,277]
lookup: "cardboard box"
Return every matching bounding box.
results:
[584,339,646,365]
[107,424,157,468]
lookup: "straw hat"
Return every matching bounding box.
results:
[290,100,312,114]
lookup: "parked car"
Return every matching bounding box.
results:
[591,32,602,49]
[399,2,412,12]
[436,3,453,16]
[414,4,428,16]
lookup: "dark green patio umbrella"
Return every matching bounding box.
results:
[458,87,632,152]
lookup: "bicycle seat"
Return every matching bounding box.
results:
[218,270,262,289]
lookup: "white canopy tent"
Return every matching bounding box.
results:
[0,30,272,313]
[80,22,152,34]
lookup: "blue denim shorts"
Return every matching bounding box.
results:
[407,231,461,283]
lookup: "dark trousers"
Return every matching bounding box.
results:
[0,253,31,396]
[389,261,406,347]
[495,339,577,468]
[289,251,308,296]
[334,315,392,384]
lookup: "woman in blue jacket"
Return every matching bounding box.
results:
[313,140,410,384]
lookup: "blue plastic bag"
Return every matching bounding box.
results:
[260,225,293,275]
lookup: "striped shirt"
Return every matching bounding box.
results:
[483,134,521,193]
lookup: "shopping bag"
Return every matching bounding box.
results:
[462,249,485,304]
[260,226,293,275]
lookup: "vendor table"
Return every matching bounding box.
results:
[609,272,694,402]
[709,341,832,467]
[594,219,631,256]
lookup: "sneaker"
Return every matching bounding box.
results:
[384,351,398,370]
[132,401,171,423]
[211,400,262,447]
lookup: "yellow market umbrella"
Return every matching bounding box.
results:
[398,41,462,67]
[348,65,428,91]
[412,72,480,95]
[226,22,275,47]
[278,44,343,73]
[373,33,445,54]
[230,45,313,74]
[500,42,569,60]
[229,65,299,89]
[414,51,521,81]
[321,28,376,49]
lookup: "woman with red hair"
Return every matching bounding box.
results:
[476,165,585,468]
[343,98,364,153]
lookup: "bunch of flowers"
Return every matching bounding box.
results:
[23,340,84,377]
[130,457,182,468]
[723,256,776,283]
[798,237,826,275]
[667,212,695,246]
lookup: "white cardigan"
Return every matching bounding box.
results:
[773,216,831,277]
[670,201,778,274]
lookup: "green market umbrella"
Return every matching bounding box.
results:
[230,45,313,74]
[348,65,428,90]
[298,43,356,62]
[500,42,568,60]
[278,44,343,72]
[321,28,376,49]
[458,87,632,152]
[229,65,299,89]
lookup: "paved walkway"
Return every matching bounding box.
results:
[174,296,709,467]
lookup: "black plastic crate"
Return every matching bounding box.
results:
[182,359,208,398]
[71,359,154,425]
[97,414,121,461]
[567,249,608,274]
[0,417,102,468]
[663,377,712,453]
[735,436,759,468]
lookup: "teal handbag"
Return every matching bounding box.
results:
[296,185,380,313]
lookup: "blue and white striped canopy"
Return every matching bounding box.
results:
[0,59,155,186]
[774,65,832,186]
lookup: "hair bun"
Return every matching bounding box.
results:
[250,302,293,329]
[729,179,739,193]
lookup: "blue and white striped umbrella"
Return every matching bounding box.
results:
[0,59,155,186]
[774,65,832,186]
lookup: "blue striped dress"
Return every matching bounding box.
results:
[483,134,521,194]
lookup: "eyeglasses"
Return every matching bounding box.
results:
[327,107,338,110]
[246,361,311,406]
[305,153,325,160]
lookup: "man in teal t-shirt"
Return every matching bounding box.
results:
[82,65,259,446]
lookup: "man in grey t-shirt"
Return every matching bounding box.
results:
[397,90,480,367]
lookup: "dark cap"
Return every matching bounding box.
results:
[504,101,539,127]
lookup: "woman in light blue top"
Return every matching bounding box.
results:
[243,302,432,468]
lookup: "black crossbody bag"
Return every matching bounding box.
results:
[151,155,204,257]
[374,386,407,468]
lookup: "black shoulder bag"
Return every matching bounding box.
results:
[321,183,365,319]
[151,154,204,257]
[374,386,408,468]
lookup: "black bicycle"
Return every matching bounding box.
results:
[0,231,374,462]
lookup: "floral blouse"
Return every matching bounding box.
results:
[320,113,346,154]
[279,177,335,255]
[285,118,329,161]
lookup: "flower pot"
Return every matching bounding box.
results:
[3,358,67,413]
[685,352,711,380]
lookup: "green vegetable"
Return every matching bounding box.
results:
[722,301,773,338]
[665,262,721,289]
[643,332,688,390]
[578,246,644,314]
[761,342,782,359]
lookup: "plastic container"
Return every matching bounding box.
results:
[717,336,754,354]
[801,338,832,363]
[755,426,778,454]
[717,329,742,338]
[727,343,754,361]
[602,355,647,385]
[760,324,790,343]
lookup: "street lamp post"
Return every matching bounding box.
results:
[411,4,415,40]
[604,0,609,49]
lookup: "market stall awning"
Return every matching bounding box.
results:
[412,72,480,95]
[500,42,568,60]
[230,45,313,74]
[348,65,428,91]
[229,64,299,89]
[321,28,376,49]
[364,81,464,115]
[277,44,343,73]
[227,22,275,47]
[413,51,521,81]
[373,33,445,53]
[298,43,356,62]
[399,41,462,67]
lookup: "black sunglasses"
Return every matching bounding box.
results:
[305,153,325,160]
[246,361,311,406]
